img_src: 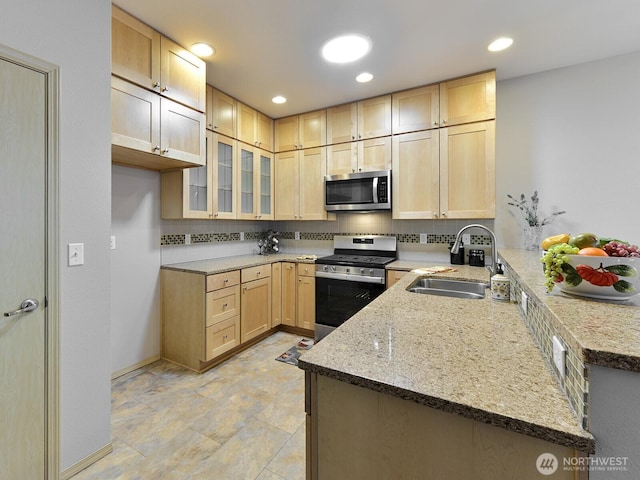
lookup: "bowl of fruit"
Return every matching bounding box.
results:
[541,233,640,300]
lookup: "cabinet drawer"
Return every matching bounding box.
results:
[206,285,240,327]
[241,265,271,282]
[205,316,239,361]
[297,263,315,277]
[206,270,240,292]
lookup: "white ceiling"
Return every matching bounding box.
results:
[113,0,640,119]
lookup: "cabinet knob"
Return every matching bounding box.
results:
[358,134,362,139]
[223,303,228,308]
[153,82,160,89]
[153,145,160,152]
[351,135,355,140]
[441,212,447,217]
[224,278,229,283]
[162,148,169,154]
[440,120,446,126]
[433,121,439,127]
[214,125,219,130]
[162,86,169,93]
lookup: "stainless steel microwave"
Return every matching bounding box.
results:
[324,170,391,212]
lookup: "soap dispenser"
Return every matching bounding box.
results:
[490,263,510,301]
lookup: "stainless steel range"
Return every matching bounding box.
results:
[314,235,397,341]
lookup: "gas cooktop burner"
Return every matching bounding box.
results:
[315,254,396,268]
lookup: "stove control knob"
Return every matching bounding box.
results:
[369,269,374,275]
[360,268,365,274]
[346,268,350,273]
[323,265,328,272]
[331,266,336,272]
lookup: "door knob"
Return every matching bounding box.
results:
[4,298,39,317]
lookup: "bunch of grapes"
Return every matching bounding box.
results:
[541,243,579,292]
[602,241,640,257]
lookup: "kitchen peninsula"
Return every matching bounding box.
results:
[299,257,601,479]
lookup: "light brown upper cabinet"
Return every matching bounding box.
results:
[237,102,274,152]
[326,96,392,174]
[161,131,237,219]
[275,147,329,221]
[439,120,495,218]
[392,85,440,134]
[236,144,274,220]
[392,121,495,220]
[327,95,391,144]
[206,86,236,138]
[111,76,206,170]
[391,130,440,219]
[439,71,495,127]
[111,5,206,113]
[274,110,327,152]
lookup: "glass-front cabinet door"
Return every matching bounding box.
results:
[211,132,236,219]
[236,144,273,220]
[237,145,255,220]
[258,150,274,220]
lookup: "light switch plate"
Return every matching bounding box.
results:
[185,233,191,245]
[240,232,245,241]
[420,233,428,244]
[295,231,301,240]
[462,234,471,245]
[110,235,116,250]
[552,336,566,379]
[68,243,84,266]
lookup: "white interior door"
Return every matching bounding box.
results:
[0,55,48,478]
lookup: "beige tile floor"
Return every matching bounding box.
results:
[72,332,307,480]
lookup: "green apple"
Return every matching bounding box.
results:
[569,233,598,249]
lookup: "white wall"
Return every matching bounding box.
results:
[111,166,162,375]
[495,51,640,248]
[0,0,112,473]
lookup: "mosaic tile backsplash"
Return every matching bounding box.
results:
[161,231,493,246]
[508,273,589,430]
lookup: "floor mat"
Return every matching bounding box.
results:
[275,338,314,366]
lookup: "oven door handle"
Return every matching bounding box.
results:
[315,271,385,285]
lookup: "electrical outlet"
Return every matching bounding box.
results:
[419,233,428,244]
[462,234,471,245]
[185,233,191,245]
[68,243,84,266]
[240,232,245,241]
[295,231,301,240]
[110,235,116,250]
[552,336,566,379]
[521,291,528,315]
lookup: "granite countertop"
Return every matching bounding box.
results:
[499,249,640,371]
[298,266,594,454]
[161,253,317,275]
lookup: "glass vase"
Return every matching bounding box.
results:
[522,225,543,251]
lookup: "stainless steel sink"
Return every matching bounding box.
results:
[406,277,489,300]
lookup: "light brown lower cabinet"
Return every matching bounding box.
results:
[297,264,315,331]
[162,261,311,372]
[161,269,240,372]
[386,270,408,289]
[307,374,586,480]
[240,266,272,343]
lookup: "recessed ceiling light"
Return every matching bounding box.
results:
[191,42,215,57]
[488,37,513,52]
[321,34,371,64]
[356,72,373,83]
[272,96,287,104]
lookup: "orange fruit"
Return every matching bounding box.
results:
[578,247,609,256]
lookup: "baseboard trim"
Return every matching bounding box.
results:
[111,355,161,380]
[60,442,113,480]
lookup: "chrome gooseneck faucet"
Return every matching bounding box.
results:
[451,224,499,277]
